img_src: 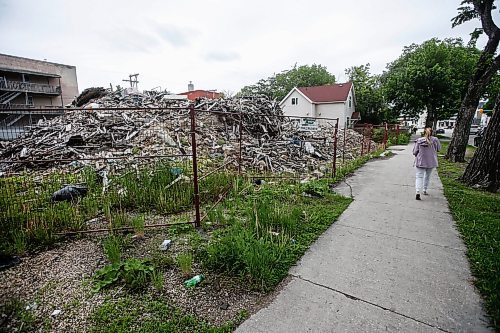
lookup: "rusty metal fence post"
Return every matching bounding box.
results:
[238,110,243,175]
[332,119,339,178]
[342,123,346,164]
[383,122,388,150]
[189,104,201,228]
[367,124,373,153]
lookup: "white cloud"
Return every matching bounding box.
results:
[0,0,497,94]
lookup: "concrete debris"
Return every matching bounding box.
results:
[0,93,376,175]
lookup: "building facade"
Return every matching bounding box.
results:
[279,82,358,129]
[0,53,78,108]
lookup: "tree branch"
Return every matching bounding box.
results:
[474,0,499,38]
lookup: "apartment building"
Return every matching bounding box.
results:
[0,53,78,108]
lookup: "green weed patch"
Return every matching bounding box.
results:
[439,144,500,330]
[90,296,239,333]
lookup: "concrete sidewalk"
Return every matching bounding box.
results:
[236,144,491,332]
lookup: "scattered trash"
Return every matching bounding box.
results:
[51,185,88,202]
[253,179,266,186]
[159,239,172,251]
[184,274,205,288]
[25,302,38,311]
[0,254,21,271]
[304,142,315,154]
[170,167,183,176]
[51,309,62,317]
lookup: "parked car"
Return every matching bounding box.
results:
[436,128,445,134]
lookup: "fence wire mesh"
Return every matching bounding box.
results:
[0,105,388,254]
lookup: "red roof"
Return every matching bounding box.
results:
[297,82,353,103]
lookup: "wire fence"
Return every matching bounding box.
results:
[0,104,399,253]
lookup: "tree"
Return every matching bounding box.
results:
[461,93,500,191]
[482,73,500,110]
[446,0,500,162]
[382,38,479,128]
[345,64,384,123]
[239,64,335,101]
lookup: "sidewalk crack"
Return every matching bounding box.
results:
[291,274,452,333]
[334,224,463,251]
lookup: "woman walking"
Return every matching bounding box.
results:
[413,127,441,200]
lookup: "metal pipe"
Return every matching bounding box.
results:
[0,154,189,164]
[189,104,201,228]
[55,220,193,236]
[198,159,234,181]
[200,184,234,222]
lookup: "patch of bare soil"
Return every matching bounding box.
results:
[0,229,286,332]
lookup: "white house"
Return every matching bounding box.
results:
[279,82,359,129]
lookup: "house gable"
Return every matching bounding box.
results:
[279,88,314,118]
[280,82,356,129]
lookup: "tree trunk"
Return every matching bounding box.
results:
[446,95,482,162]
[461,94,500,192]
[446,0,500,162]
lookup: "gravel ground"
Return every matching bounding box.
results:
[0,229,285,332]
[0,239,107,333]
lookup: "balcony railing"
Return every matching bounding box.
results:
[0,80,61,95]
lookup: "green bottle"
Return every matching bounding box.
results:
[184,274,205,288]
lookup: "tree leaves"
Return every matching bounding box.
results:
[239,64,335,101]
[382,38,480,124]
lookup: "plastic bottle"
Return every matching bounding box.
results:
[184,274,205,288]
[159,239,172,251]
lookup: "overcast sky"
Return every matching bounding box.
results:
[0,0,497,95]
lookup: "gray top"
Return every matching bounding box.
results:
[413,136,441,168]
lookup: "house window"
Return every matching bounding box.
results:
[348,96,352,108]
[346,116,350,128]
[291,97,298,105]
[27,96,34,105]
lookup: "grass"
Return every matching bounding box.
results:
[0,298,36,333]
[103,235,122,264]
[2,149,381,332]
[200,151,385,292]
[90,296,241,333]
[0,160,233,256]
[176,252,194,276]
[438,142,500,330]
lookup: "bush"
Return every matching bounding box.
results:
[372,128,386,143]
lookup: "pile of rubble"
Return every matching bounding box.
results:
[74,87,190,109]
[0,91,375,175]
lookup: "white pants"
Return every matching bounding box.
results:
[415,167,433,194]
